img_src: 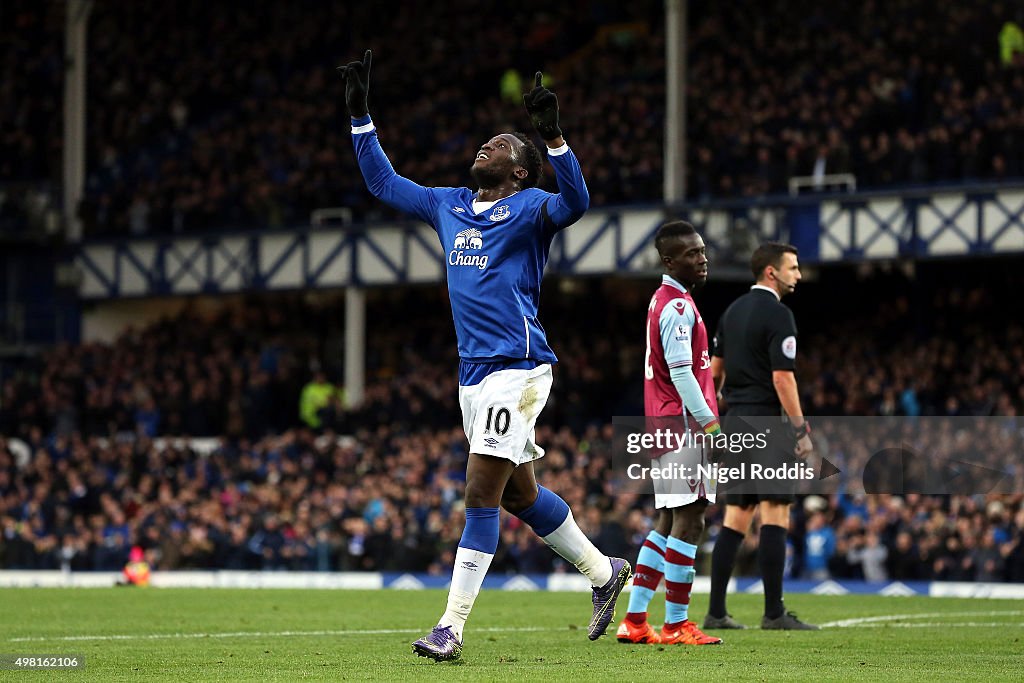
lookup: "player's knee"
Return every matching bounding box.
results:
[655,509,673,537]
[687,515,706,542]
[500,487,537,514]
[464,491,485,508]
[671,508,705,544]
[465,482,502,509]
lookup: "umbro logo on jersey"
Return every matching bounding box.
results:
[462,561,479,571]
[489,205,511,222]
[483,437,500,447]
[451,206,466,213]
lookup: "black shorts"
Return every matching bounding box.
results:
[717,403,797,506]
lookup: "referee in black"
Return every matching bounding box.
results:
[702,242,819,630]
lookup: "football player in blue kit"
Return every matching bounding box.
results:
[339,51,630,661]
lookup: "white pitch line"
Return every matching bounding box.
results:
[12,611,1024,642]
[851,622,1024,628]
[8,626,551,644]
[822,610,1024,628]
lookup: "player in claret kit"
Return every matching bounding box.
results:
[616,221,723,646]
[339,51,630,662]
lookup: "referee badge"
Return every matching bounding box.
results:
[781,335,797,359]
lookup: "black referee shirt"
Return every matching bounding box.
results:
[712,285,798,407]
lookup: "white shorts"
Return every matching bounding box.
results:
[653,442,718,509]
[459,364,553,465]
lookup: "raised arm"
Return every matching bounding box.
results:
[523,72,589,229]
[339,50,439,223]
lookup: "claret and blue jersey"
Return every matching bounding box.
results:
[351,115,589,382]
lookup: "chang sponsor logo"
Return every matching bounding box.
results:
[448,251,489,270]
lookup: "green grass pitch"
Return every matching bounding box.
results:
[1,588,1020,681]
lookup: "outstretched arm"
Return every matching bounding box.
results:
[523,72,589,229]
[339,50,439,223]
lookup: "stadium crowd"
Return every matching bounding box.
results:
[4,1,1024,238]
[1,266,1023,582]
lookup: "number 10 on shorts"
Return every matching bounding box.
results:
[483,406,511,435]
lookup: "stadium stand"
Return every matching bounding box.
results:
[3,1,1024,237]
[1,0,1022,598]
[1,264,1022,581]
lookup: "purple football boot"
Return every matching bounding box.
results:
[412,625,463,662]
[588,557,632,640]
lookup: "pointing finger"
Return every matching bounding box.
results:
[363,50,372,73]
[534,71,542,88]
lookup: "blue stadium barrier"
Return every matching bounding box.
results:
[71,183,1024,300]
[2,571,1021,598]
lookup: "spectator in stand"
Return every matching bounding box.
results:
[6,2,1024,238]
[299,370,339,430]
[848,532,889,583]
[803,510,836,580]
[1,270,1024,583]
[887,531,922,581]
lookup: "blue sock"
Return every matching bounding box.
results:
[459,506,500,553]
[514,485,570,536]
[664,536,698,625]
[626,530,668,619]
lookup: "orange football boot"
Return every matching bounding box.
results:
[660,620,723,645]
[616,619,662,644]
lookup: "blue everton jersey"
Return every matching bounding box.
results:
[351,116,589,364]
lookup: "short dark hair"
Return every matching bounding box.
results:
[654,220,697,257]
[751,242,798,280]
[512,132,543,189]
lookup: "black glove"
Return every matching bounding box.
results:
[790,419,810,443]
[522,71,562,141]
[790,419,811,456]
[337,49,372,118]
